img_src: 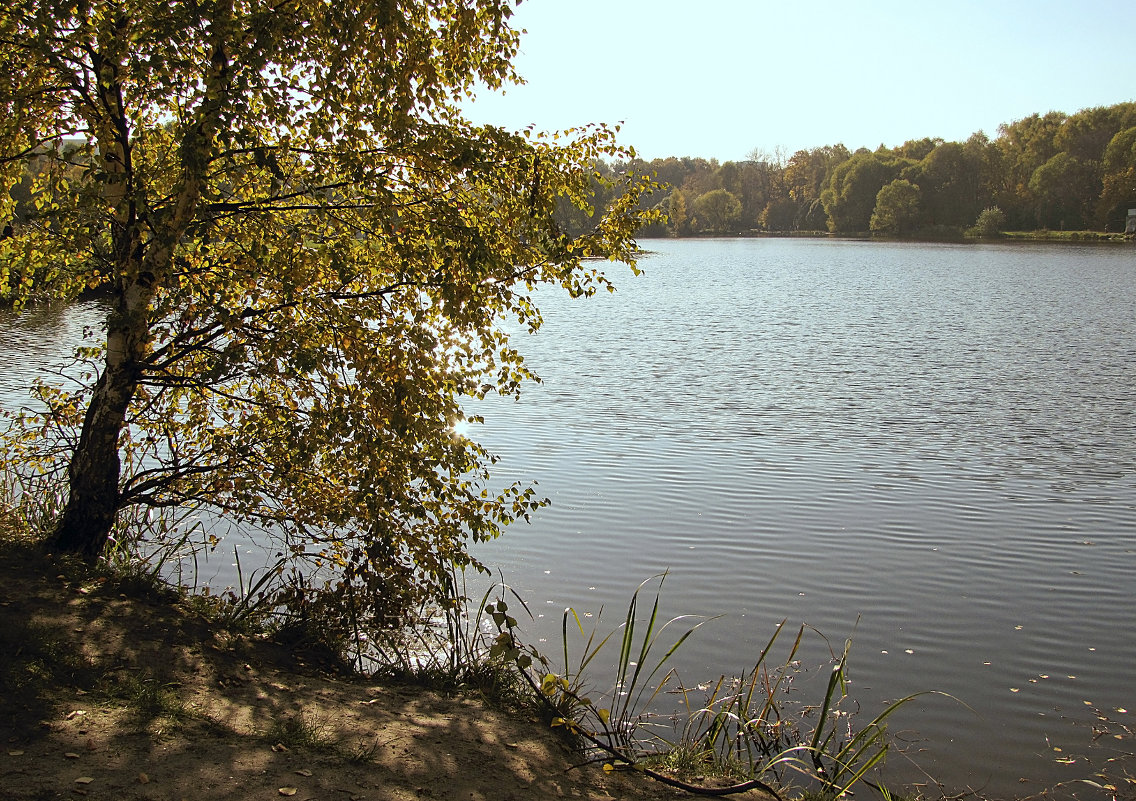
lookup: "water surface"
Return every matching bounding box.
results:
[467,238,1136,796]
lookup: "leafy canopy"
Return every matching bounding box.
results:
[0,0,655,636]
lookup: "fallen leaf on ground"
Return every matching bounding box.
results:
[278,787,298,796]
[294,769,313,777]
[138,773,149,784]
[74,777,94,784]
[64,752,80,759]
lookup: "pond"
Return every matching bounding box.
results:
[466,238,1136,796]
[4,238,1135,796]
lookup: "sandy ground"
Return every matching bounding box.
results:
[0,541,775,801]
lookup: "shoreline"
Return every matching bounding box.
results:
[0,535,764,801]
[648,230,1132,244]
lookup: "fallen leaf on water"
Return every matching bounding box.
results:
[1010,688,1020,693]
[1117,708,1128,713]
[294,769,313,777]
[278,787,298,796]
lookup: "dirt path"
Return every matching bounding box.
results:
[0,541,771,801]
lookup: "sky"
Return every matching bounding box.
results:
[463,0,1136,162]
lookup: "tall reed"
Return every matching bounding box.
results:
[486,573,927,798]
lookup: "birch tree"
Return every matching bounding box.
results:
[0,0,652,632]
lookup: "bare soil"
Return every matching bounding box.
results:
[0,540,772,801]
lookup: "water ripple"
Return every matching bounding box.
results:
[471,239,1136,795]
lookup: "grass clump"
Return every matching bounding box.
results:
[115,673,188,726]
[265,711,334,751]
[0,613,100,695]
[346,738,381,763]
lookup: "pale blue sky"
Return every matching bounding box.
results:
[464,0,1136,161]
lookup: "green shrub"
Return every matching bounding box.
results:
[970,206,1006,237]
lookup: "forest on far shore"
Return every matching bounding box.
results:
[571,101,1136,238]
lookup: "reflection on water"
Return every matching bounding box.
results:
[0,300,106,412]
[4,240,1136,794]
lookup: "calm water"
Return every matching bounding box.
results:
[466,238,1136,796]
[3,238,1135,796]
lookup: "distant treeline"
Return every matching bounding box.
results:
[566,102,1136,237]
